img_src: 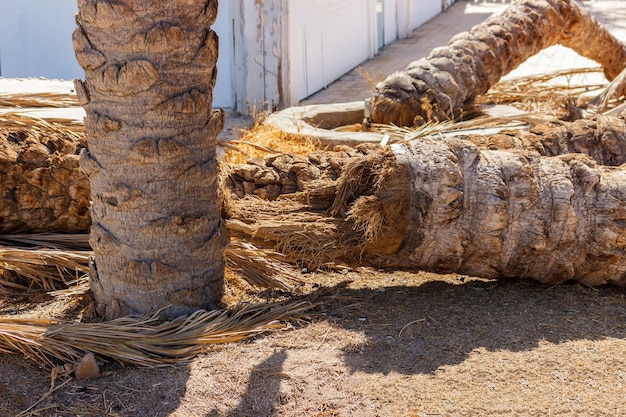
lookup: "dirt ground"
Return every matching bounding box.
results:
[2,267,626,417]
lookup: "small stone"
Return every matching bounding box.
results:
[74,352,100,380]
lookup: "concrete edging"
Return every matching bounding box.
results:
[265,101,384,147]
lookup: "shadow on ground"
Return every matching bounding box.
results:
[323,277,626,375]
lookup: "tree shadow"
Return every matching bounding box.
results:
[0,354,191,416]
[323,278,626,375]
[207,349,287,417]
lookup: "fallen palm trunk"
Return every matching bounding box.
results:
[370,0,626,126]
[4,114,626,287]
[225,121,626,287]
[225,113,626,201]
[0,127,90,233]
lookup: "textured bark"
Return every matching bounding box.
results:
[0,129,90,233]
[4,113,626,287]
[381,139,626,286]
[370,0,626,126]
[74,0,226,319]
[225,115,626,287]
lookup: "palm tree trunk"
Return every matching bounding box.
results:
[3,113,626,287]
[370,0,626,126]
[225,114,626,287]
[73,0,226,319]
[0,128,90,233]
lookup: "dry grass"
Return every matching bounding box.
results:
[0,247,90,293]
[224,241,302,292]
[477,67,610,116]
[0,234,304,296]
[221,122,320,165]
[0,297,316,368]
[0,113,85,137]
[0,92,79,108]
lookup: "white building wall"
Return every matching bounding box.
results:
[212,3,235,109]
[288,0,377,101]
[0,0,235,109]
[0,0,82,80]
[411,0,443,29]
[383,0,398,46]
[0,0,454,113]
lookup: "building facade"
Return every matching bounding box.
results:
[0,0,453,113]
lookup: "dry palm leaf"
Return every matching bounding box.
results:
[0,246,90,293]
[0,234,303,293]
[0,113,85,136]
[371,113,544,142]
[0,298,316,368]
[225,241,301,291]
[0,92,79,108]
[481,67,607,104]
[0,233,91,251]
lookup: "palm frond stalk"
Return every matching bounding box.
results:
[0,299,315,368]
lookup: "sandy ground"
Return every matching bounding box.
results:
[2,269,626,417]
[2,1,626,415]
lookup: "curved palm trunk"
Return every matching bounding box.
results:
[370,0,626,126]
[74,0,226,319]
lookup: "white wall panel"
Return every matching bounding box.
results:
[0,0,234,108]
[411,0,441,29]
[0,0,82,80]
[289,0,374,101]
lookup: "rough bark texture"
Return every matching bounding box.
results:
[224,114,626,287]
[384,138,626,286]
[0,129,90,233]
[370,0,626,126]
[74,0,226,319]
[3,113,626,286]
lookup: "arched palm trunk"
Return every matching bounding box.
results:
[370,0,626,126]
[73,0,226,319]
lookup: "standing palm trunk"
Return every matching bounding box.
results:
[73,0,226,319]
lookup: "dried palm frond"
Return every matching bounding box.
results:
[225,241,301,292]
[371,113,542,142]
[479,67,609,115]
[0,247,90,293]
[0,113,85,136]
[222,124,320,165]
[0,234,91,251]
[0,92,79,108]
[0,234,303,293]
[0,298,315,368]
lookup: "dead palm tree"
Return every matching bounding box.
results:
[370,0,626,126]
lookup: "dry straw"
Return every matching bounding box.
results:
[0,92,79,108]
[0,246,90,293]
[0,298,315,368]
[0,234,302,294]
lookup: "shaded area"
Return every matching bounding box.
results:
[322,277,626,375]
[0,355,190,417]
[208,349,288,417]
